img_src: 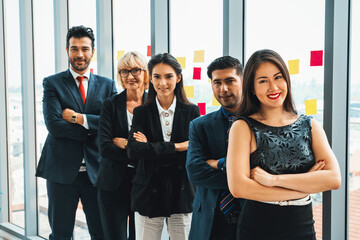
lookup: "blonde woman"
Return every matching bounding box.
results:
[95,51,149,240]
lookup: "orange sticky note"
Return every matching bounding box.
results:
[212,94,220,106]
[184,86,194,98]
[92,52,97,61]
[198,103,206,115]
[117,50,125,61]
[310,50,323,66]
[147,45,151,57]
[288,59,299,75]
[176,57,186,69]
[193,67,201,80]
[305,99,317,115]
[90,68,93,73]
[194,50,205,62]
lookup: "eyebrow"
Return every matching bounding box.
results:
[256,71,282,80]
[213,77,236,81]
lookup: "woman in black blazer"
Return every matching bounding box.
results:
[95,51,149,240]
[127,53,200,240]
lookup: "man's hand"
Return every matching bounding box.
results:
[113,137,127,149]
[62,108,84,125]
[206,159,219,169]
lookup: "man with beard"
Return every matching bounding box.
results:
[36,26,117,240]
[186,56,244,240]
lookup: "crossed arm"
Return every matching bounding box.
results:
[226,119,341,202]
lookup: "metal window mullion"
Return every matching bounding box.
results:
[0,0,9,225]
[19,0,37,237]
[96,0,113,79]
[223,0,245,64]
[53,0,68,73]
[151,0,169,54]
[323,0,350,239]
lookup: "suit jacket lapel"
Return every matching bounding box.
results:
[118,90,128,134]
[170,101,183,141]
[150,101,164,142]
[64,70,84,112]
[213,109,227,152]
[85,73,99,112]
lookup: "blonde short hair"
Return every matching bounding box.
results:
[117,51,149,90]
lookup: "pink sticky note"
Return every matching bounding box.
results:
[310,50,323,66]
[147,45,151,57]
[197,103,206,115]
[193,67,201,80]
[90,68,93,73]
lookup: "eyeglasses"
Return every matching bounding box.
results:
[119,68,145,78]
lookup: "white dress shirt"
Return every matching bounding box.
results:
[155,96,176,142]
[127,110,133,131]
[69,68,89,129]
[69,68,90,171]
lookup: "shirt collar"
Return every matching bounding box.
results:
[69,67,91,81]
[156,96,177,115]
[221,106,237,118]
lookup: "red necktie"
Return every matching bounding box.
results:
[77,76,86,103]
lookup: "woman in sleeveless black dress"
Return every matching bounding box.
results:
[226,49,341,240]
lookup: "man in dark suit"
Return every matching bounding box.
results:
[36,25,117,240]
[186,56,244,240]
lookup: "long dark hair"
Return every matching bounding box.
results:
[237,49,297,118]
[145,53,190,105]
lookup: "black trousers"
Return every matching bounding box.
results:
[210,204,238,240]
[47,172,104,240]
[97,167,135,240]
[237,200,316,240]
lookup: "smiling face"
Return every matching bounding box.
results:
[253,61,288,110]
[67,37,94,75]
[150,63,181,99]
[211,68,242,113]
[120,66,146,91]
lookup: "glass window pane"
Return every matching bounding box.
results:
[113,0,151,91]
[170,0,223,115]
[33,0,55,238]
[4,0,25,228]
[349,1,360,239]
[245,1,325,238]
[69,0,97,75]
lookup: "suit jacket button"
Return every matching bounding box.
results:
[153,188,157,193]
[181,185,185,190]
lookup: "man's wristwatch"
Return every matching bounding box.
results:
[124,139,128,149]
[71,112,77,123]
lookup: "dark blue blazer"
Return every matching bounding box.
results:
[186,108,229,240]
[36,69,117,185]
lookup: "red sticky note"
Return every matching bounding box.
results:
[193,67,201,80]
[147,45,151,57]
[90,68,93,73]
[197,103,206,115]
[310,50,323,66]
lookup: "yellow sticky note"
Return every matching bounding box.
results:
[184,86,194,98]
[194,50,205,63]
[92,51,97,61]
[212,94,221,106]
[305,99,317,115]
[288,59,299,75]
[117,50,125,61]
[208,78,211,83]
[176,57,186,69]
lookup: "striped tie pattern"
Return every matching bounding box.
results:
[219,114,239,215]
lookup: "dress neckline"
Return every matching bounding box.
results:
[246,114,303,128]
